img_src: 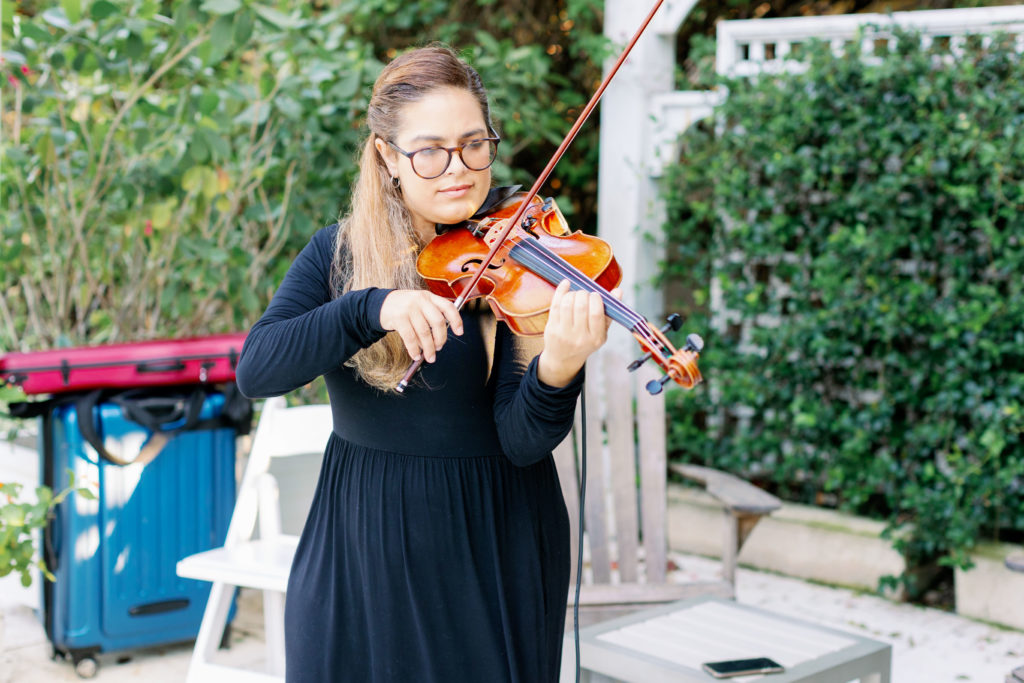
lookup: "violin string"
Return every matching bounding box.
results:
[490,229,673,362]
[499,236,693,380]
[510,238,645,327]
[633,321,664,353]
[485,237,651,344]
[510,238,674,360]
[511,244,639,331]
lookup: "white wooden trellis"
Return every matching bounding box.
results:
[597,2,1024,357]
[716,6,1024,77]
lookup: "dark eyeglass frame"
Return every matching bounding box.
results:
[386,137,501,179]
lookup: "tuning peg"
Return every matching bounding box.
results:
[645,375,672,395]
[684,333,704,353]
[628,315,688,372]
[627,354,650,372]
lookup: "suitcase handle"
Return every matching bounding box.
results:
[44,504,60,574]
[75,388,207,466]
[129,598,190,616]
[13,386,251,469]
[136,360,187,373]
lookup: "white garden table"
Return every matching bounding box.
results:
[572,595,891,682]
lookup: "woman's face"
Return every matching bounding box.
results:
[375,86,492,239]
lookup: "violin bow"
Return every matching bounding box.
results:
[397,0,668,392]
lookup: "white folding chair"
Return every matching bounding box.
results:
[177,396,333,682]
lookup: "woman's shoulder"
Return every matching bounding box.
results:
[302,223,343,262]
[301,224,351,293]
[311,222,341,248]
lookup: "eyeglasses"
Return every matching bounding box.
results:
[386,137,500,179]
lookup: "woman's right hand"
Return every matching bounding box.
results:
[379,290,463,363]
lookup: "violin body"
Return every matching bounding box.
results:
[418,193,622,335]
[413,191,701,393]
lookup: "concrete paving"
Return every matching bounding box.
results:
[5,557,1024,682]
[0,588,270,682]
[2,438,1023,681]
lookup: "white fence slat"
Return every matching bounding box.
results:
[553,407,581,589]
[636,363,668,584]
[605,351,640,583]
[583,364,612,584]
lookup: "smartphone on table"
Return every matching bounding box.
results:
[702,656,785,678]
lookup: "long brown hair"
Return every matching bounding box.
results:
[330,45,496,392]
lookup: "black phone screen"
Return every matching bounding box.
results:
[703,656,784,675]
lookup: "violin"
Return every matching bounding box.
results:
[415,191,703,395]
[395,0,703,394]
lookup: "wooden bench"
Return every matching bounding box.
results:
[668,463,782,588]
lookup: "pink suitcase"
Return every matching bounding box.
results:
[0,333,247,395]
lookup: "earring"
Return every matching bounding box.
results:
[391,176,401,189]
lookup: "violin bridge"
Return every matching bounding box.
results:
[479,217,506,248]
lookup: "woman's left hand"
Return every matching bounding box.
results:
[537,279,618,388]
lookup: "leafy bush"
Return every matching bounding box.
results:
[661,30,1024,577]
[1,0,608,352]
[1,472,95,587]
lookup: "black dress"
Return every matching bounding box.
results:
[234,222,582,682]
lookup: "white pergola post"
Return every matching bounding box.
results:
[597,0,697,352]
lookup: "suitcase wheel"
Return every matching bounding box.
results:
[73,655,99,679]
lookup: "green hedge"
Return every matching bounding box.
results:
[661,30,1024,580]
[1,0,607,353]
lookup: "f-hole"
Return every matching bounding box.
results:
[461,257,505,273]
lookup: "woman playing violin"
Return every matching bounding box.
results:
[235,44,615,682]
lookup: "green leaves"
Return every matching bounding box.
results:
[41,8,72,31]
[251,4,302,29]
[663,29,1024,582]
[0,504,26,527]
[0,473,94,587]
[200,0,242,16]
[3,0,609,351]
[90,1,121,21]
[21,22,56,44]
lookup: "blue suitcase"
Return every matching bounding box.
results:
[36,388,243,677]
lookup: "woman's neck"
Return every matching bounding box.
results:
[413,217,435,247]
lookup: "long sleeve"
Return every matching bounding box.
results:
[235,225,392,399]
[490,323,584,467]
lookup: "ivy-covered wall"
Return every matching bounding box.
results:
[661,31,1024,577]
